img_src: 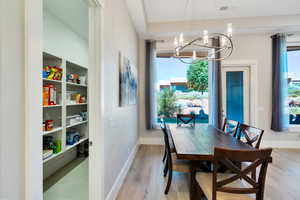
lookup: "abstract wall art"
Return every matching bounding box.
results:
[119,53,138,106]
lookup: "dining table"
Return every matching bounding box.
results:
[168,124,255,200]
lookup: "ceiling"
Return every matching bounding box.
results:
[43,0,88,40]
[143,0,300,23]
[126,0,300,39]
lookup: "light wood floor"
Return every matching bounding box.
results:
[117,145,300,200]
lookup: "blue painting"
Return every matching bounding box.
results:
[119,55,137,106]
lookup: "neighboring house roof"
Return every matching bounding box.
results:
[158,78,189,90]
[158,80,171,86]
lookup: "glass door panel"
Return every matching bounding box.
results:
[226,71,244,123]
[222,66,250,124]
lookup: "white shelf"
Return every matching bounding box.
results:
[43,138,88,164]
[43,127,63,136]
[66,82,88,87]
[67,103,87,106]
[43,104,62,108]
[66,137,88,151]
[43,78,62,84]
[66,120,88,128]
[43,150,64,163]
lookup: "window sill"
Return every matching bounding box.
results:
[288,125,300,133]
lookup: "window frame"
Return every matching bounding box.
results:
[154,54,210,126]
[287,45,300,131]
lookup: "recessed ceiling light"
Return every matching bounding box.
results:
[219,6,229,11]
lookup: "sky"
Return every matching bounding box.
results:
[155,57,189,81]
[288,50,300,79]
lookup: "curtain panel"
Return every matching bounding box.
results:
[209,37,223,129]
[271,34,289,132]
[145,40,157,130]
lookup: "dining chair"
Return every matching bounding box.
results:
[222,118,240,137]
[236,124,264,149]
[177,114,196,127]
[159,118,175,163]
[162,124,191,194]
[195,147,272,200]
[235,124,265,179]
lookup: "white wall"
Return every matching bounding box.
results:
[139,34,300,148]
[0,0,25,199]
[43,9,88,67]
[103,0,139,197]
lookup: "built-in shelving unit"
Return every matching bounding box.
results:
[42,52,88,163]
[43,137,88,164]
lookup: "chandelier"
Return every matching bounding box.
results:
[173,23,234,64]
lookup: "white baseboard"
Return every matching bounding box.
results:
[261,141,300,149]
[139,137,163,145]
[105,142,139,200]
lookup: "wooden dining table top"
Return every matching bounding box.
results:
[169,124,255,161]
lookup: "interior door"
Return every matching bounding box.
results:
[222,66,250,124]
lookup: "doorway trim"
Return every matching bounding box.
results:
[24,0,104,199]
[87,1,105,200]
[222,60,258,126]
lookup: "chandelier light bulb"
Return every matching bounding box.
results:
[203,30,209,45]
[179,33,184,46]
[227,23,233,38]
[221,36,227,47]
[174,37,179,47]
[176,48,180,56]
[210,49,216,59]
[192,50,197,60]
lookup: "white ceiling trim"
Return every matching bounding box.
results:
[126,0,148,38]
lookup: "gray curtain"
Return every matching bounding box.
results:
[271,34,289,131]
[145,40,157,129]
[210,37,223,129]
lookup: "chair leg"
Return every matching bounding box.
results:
[163,157,168,177]
[190,168,197,200]
[164,159,173,194]
[162,147,167,162]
